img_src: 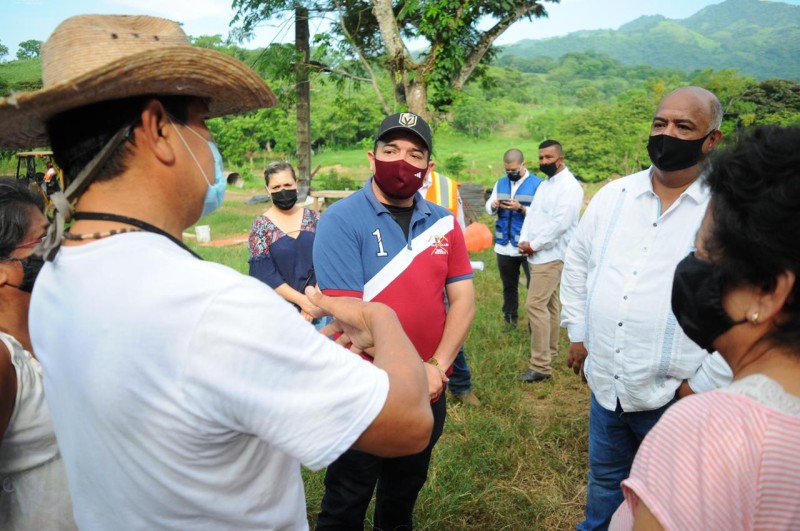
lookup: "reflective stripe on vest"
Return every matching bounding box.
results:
[494,176,540,246]
[425,171,459,217]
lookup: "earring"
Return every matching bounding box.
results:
[750,312,759,325]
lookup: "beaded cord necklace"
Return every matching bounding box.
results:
[69,212,202,259]
[64,227,144,240]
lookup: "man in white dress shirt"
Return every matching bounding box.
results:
[560,86,733,531]
[518,140,584,383]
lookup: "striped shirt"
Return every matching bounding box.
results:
[610,374,800,530]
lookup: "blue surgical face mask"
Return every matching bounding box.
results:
[169,117,227,217]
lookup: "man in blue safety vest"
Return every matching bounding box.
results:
[485,149,541,331]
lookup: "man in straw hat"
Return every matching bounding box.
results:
[0,14,433,529]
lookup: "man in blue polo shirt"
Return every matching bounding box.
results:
[314,112,475,531]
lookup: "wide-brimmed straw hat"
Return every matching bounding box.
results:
[0,14,276,148]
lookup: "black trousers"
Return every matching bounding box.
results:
[496,253,530,322]
[316,394,447,531]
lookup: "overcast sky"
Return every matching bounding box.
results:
[3,0,799,56]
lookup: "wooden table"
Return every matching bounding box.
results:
[309,190,355,211]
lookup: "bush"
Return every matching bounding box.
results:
[311,168,357,191]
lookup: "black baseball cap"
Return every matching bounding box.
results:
[375,112,433,153]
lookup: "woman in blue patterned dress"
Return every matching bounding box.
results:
[248,162,322,324]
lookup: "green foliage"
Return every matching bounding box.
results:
[0,57,42,96]
[451,86,520,138]
[311,168,358,191]
[499,0,800,82]
[16,40,42,60]
[443,154,466,178]
[0,42,8,62]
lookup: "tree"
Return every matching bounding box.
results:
[0,41,9,62]
[16,40,42,60]
[232,0,558,117]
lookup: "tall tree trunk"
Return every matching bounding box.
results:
[295,6,311,201]
[406,77,429,119]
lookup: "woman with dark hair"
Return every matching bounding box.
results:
[611,125,800,530]
[248,162,323,323]
[0,178,76,529]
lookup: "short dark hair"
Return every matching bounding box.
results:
[538,139,563,156]
[705,125,800,349]
[46,95,195,187]
[264,161,297,187]
[503,149,524,164]
[0,178,44,258]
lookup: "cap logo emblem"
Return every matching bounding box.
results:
[399,113,417,127]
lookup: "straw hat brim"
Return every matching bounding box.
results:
[0,46,277,149]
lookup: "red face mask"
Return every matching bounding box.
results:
[373,158,426,200]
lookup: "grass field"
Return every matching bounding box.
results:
[187,190,592,530]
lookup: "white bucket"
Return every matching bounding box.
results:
[195,225,211,243]
[470,260,484,272]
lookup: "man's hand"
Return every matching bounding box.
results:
[424,362,448,401]
[305,286,396,356]
[567,342,589,382]
[518,241,534,256]
[502,199,524,212]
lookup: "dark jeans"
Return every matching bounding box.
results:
[577,393,677,531]
[496,253,530,323]
[317,395,447,531]
[448,347,472,396]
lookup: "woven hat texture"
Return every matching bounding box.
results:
[0,14,276,148]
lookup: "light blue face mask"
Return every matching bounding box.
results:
[169,117,226,217]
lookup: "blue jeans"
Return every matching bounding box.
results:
[448,347,472,396]
[577,393,676,531]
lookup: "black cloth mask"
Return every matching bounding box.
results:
[271,189,298,210]
[647,132,712,172]
[539,162,558,178]
[671,252,747,352]
[5,255,45,293]
[506,170,522,182]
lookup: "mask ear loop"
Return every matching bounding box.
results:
[168,117,213,187]
[34,126,131,262]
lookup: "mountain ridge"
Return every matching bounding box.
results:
[499,0,800,81]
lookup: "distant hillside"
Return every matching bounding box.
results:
[499,0,800,81]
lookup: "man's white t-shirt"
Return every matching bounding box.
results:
[30,233,389,530]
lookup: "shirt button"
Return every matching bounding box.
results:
[633,271,637,275]
[615,349,620,353]
[618,322,623,327]
[652,222,657,227]
[614,375,620,380]
[623,295,628,300]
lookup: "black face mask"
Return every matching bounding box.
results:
[4,255,45,293]
[539,162,558,178]
[671,252,747,352]
[506,170,522,182]
[271,189,298,210]
[647,132,712,172]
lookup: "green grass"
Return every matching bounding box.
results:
[0,57,41,87]
[190,195,592,530]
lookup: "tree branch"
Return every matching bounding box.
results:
[334,0,392,114]
[307,60,373,82]
[451,2,546,91]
